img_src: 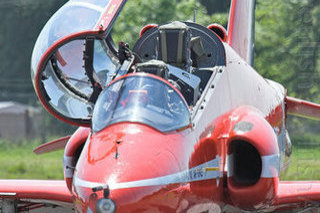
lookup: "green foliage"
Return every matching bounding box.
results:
[255,0,320,141]
[112,0,176,47]
[255,0,320,102]
[199,0,231,14]
[112,0,221,47]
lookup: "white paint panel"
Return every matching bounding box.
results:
[261,154,280,178]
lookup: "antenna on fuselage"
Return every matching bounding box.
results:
[193,0,198,23]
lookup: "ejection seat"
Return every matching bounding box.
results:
[157,21,192,71]
[132,21,227,106]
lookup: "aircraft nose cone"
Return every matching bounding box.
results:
[74,123,185,212]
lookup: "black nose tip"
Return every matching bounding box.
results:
[96,198,116,213]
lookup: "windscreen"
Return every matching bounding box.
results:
[92,74,191,132]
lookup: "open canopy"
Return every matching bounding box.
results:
[31,0,127,126]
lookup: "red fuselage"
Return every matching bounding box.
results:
[69,43,288,212]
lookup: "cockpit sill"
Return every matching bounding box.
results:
[190,66,225,121]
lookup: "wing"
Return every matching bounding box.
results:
[33,136,71,155]
[286,96,320,120]
[0,180,73,212]
[274,181,320,210]
[227,0,256,66]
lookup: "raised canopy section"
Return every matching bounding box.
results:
[31,0,126,126]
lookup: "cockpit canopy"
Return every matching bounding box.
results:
[92,73,191,132]
[31,0,115,79]
[31,0,226,127]
[38,39,119,122]
[31,0,126,126]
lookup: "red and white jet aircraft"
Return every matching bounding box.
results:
[1,0,320,212]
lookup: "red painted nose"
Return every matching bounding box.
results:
[73,123,184,212]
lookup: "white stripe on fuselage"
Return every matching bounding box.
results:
[73,157,222,190]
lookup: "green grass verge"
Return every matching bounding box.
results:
[0,140,64,180]
[281,146,320,181]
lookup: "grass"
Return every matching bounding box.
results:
[281,146,320,181]
[0,139,64,180]
[0,139,319,181]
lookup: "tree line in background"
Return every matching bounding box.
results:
[0,0,319,144]
[0,0,66,104]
